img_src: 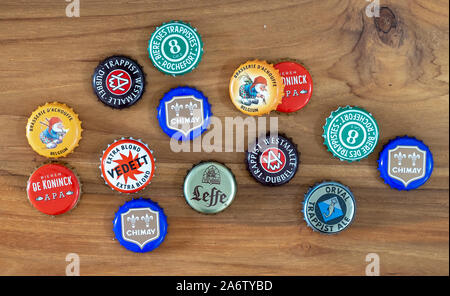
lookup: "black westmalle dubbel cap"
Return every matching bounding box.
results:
[246,133,300,186]
[92,55,145,109]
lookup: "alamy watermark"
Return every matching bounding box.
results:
[365,0,380,18]
[169,116,279,152]
[65,0,80,17]
[65,253,80,276]
[365,253,380,276]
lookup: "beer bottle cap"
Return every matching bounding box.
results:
[378,136,433,190]
[246,133,300,186]
[92,55,145,109]
[274,61,313,113]
[26,102,82,158]
[303,181,356,234]
[100,137,155,193]
[183,161,237,214]
[156,86,212,140]
[27,163,81,215]
[229,60,284,116]
[148,21,204,76]
[323,106,379,162]
[113,198,168,253]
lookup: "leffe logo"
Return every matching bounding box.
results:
[121,208,160,249]
[388,146,426,186]
[260,147,286,173]
[165,95,204,136]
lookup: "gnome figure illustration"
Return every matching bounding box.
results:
[39,117,69,149]
[238,74,268,106]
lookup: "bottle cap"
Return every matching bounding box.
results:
[156,86,212,140]
[100,138,155,194]
[378,136,433,190]
[92,55,145,109]
[246,133,300,186]
[274,61,313,113]
[183,161,237,214]
[229,60,284,116]
[26,163,81,215]
[303,181,356,234]
[148,21,203,76]
[26,102,82,158]
[323,106,379,162]
[113,198,168,252]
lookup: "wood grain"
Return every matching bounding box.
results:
[0,0,448,275]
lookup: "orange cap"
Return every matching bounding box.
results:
[26,102,82,158]
[229,60,284,116]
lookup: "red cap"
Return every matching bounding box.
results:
[274,61,313,113]
[27,164,80,215]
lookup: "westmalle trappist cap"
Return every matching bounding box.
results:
[303,181,356,234]
[92,56,145,109]
[157,86,212,141]
[378,136,433,190]
[246,133,300,186]
[113,198,168,252]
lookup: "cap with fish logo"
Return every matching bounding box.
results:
[274,61,313,113]
[302,181,356,234]
[26,102,82,158]
[26,163,81,215]
[100,138,155,194]
[378,136,433,190]
[113,198,168,252]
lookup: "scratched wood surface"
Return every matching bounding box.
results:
[0,0,448,276]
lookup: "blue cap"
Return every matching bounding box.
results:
[113,198,168,252]
[302,181,356,235]
[378,136,433,190]
[157,86,212,141]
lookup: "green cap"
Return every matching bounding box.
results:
[323,106,379,162]
[148,21,204,76]
[183,162,237,214]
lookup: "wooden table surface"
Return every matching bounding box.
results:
[0,0,448,276]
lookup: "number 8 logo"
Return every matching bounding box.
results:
[168,39,181,54]
[346,130,359,145]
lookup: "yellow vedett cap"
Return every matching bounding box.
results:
[26,102,82,158]
[229,60,284,116]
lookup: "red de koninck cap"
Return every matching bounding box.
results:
[274,61,313,113]
[27,163,81,215]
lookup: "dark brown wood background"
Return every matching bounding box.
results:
[0,0,448,275]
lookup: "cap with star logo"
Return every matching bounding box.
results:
[100,137,155,194]
[246,133,300,186]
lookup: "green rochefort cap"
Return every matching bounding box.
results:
[148,21,204,76]
[323,106,380,162]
